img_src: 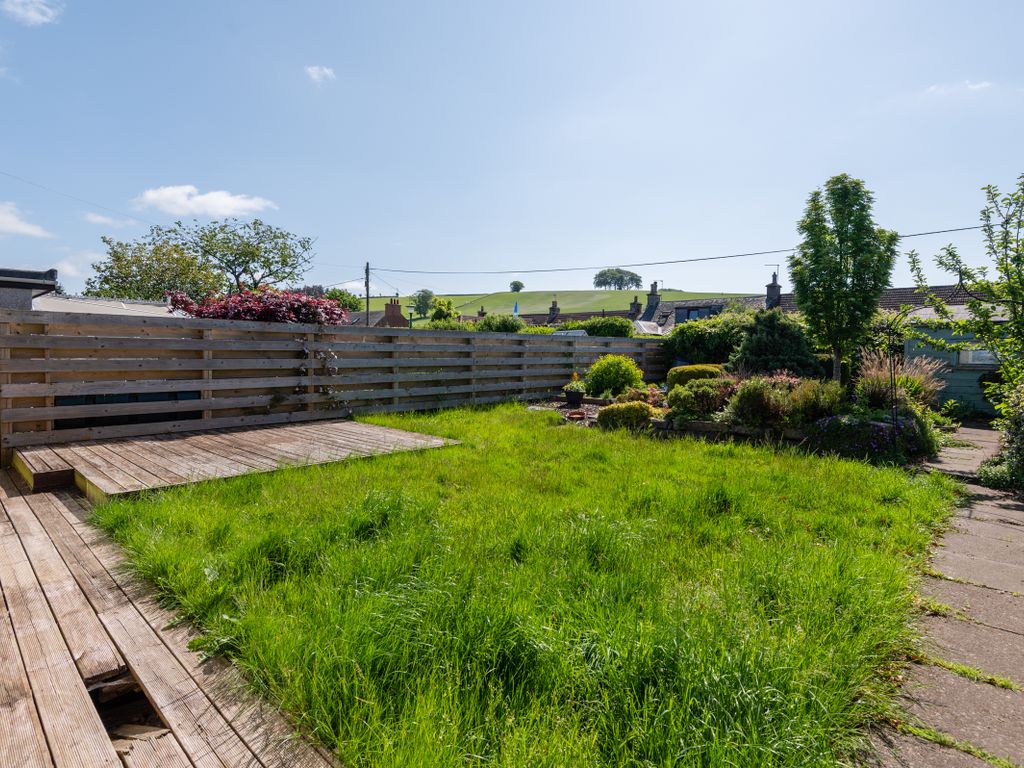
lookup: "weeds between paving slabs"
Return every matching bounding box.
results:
[93,404,957,768]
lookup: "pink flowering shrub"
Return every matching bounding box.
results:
[168,289,349,325]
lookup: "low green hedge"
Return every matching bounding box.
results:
[596,401,657,431]
[666,364,725,391]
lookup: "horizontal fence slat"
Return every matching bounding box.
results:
[1,408,354,448]
[0,368,578,399]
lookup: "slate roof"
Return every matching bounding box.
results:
[775,284,970,313]
[640,295,764,332]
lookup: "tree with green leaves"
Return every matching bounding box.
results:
[324,287,363,312]
[429,297,458,321]
[509,280,525,293]
[412,289,435,317]
[909,174,1024,487]
[593,268,642,290]
[156,218,313,293]
[789,174,899,381]
[910,173,1024,399]
[84,236,227,300]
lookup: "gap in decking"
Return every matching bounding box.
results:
[88,669,166,740]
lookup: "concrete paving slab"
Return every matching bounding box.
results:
[866,728,991,768]
[953,517,1024,545]
[964,502,1024,529]
[920,614,1024,687]
[903,664,1024,764]
[937,529,1024,568]
[932,550,1024,593]
[920,577,1024,636]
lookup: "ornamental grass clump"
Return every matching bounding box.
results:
[856,351,948,409]
[584,354,644,397]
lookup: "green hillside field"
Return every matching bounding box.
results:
[366,289,752,316]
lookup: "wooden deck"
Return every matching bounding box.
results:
[13,420,454,502]
[0,470,339,767]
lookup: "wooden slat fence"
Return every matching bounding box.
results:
[0,309,666,450]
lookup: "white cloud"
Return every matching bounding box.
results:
[0,201,52,237]
[51,249,102,288]
[925,80,993,96]
[133,185,277,217]
[304,65,336,86]
[83,211,136,228]
[1,0,63,26]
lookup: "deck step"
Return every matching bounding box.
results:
[12,446,75,491]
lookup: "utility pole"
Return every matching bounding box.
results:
[364,262,370,327]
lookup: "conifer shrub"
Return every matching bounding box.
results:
[728,310,820,377]
[584,354,644,397]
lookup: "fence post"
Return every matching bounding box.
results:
[389,331,399,407]
[201,328,213,420]
[469,334,478,405]
[0,321,9,466]
[304,332,316,411]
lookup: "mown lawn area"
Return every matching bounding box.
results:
[93,405,957,767]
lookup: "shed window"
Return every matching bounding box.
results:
[958,349,997,367]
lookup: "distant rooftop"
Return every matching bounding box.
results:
[33,294,174,317]
[0,268,59,297]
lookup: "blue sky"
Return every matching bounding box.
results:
[1,0,1022,298]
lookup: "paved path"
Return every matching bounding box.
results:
[871,426,1024,767]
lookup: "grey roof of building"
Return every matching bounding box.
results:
[776,284,969,313]
[1,267,59,296]
[33,294,174,316]
[346,310,387,326]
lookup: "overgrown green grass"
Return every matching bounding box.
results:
[93,405,957,767]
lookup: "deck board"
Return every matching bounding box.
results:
[0,547,53,768]
[0,513,121,767]
[2,494,125,685]
[14,419,454,501]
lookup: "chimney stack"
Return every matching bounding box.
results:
[547,299,560,324]
[629,295,641,318]
[765,272,781,309]
[645,281,661,309]
[383,297,405,327]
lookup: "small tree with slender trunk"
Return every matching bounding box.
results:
[789,174,899,381]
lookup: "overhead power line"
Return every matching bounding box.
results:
[0,169,160,227]
[369,226,984,276]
